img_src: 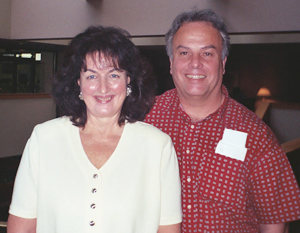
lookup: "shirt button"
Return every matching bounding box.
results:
[89,221,95,226]
[92,188,97,193]
[93,174,98,179]
[187,205,192,209]
[191,125,195,129]
[186,150,190,154]
[187,177,191,182]
[90,203,96,209]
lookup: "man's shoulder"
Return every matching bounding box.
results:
[226,97,271,133]
[227,97,253,113]
[153,88,177,110]
[156,88,177,104]
[145,89,177,124]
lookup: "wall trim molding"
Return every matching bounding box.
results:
[0,93,51,99]
[27,31,300,47]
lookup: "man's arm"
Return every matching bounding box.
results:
[259,223,288,233]
[7,214,36,233]
[157,223,181,233]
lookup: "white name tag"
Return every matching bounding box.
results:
[215,128,248,161]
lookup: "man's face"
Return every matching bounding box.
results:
[170,22,226,103]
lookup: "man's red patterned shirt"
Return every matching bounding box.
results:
[145,86,300,232]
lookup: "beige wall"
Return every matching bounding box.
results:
[9,0,300,39]
[270,108,300,144]
[0,98,56,158]
[0,0,11,39]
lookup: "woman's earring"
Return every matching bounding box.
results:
[79,92,83,100]
[126,86,132,96]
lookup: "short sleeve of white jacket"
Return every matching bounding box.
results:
[9,118,182,233]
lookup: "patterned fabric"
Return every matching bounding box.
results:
[145,85,300,233]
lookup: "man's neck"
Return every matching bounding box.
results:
[178,90,225,122]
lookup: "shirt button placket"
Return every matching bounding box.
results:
[187,124,195,155]
[188,124,195,215]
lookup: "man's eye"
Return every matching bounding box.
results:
[180,51,188,55]
[204,52,212,56]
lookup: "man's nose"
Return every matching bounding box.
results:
[189,54,202,69]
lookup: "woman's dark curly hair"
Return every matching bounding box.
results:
[52,26,156,127]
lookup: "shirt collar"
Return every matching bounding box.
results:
[168,85,230,123]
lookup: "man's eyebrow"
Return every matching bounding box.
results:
[176,45,190,50]
[175,45,217,50]
[201,45,217,50]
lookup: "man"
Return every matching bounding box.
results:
[145,9,300,233]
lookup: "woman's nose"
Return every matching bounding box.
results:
[99,78,109,94]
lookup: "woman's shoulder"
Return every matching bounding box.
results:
[33,116,74,134]
[128,121,162,131]
[127,121,171,141]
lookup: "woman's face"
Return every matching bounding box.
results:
[78,53,130,122]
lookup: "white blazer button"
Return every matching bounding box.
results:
[90,221,95,226]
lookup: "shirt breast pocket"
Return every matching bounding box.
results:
[196,149,246,208]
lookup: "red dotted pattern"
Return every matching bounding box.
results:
[145,86,300,232]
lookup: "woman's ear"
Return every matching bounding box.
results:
[77,79,81,86]
[127,76,130,84]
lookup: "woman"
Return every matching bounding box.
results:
[7,26,182,233]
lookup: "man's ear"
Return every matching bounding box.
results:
[169,58,173,75]
[222,57,227,74]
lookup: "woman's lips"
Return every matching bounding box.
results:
[95,96,113,103]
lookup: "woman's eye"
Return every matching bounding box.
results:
[87,75,96,79]
[110,74,119,78]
